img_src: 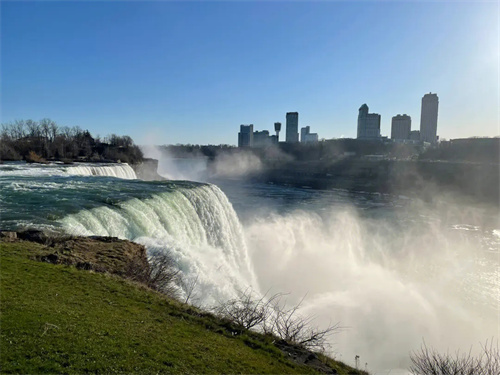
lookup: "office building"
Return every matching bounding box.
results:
[253,130,273,147]
[420,93,439,144]
[238,124,253,147]
[300,126,318,143]
[357,104,381,139]
[286,112,299,143]
[391,114,411,140]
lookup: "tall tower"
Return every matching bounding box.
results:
[274,122,281,142]
[285,112,299,143]
[420,93,439,144]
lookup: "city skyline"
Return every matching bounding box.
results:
[1,1,498,145]
[244,91,433,145]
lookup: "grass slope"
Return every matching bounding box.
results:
[1,241,365,374]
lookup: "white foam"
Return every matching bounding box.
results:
[0,162,137,179]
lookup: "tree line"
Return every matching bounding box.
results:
[0,119,143,164]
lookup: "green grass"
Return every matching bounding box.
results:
[1,241,366,374]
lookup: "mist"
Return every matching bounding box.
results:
[141,145,209,181]
[141,145,269,180]
[244,199,498,371]
[209,151,263,178]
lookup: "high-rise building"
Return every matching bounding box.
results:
[285,112,299,143]
[420,93,439,144]
[357,104,381,139]
[238,124,253,147]
[391,114,411,140]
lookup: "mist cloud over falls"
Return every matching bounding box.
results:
[243,206,498,370]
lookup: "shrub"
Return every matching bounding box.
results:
[214,290,341,351]
[126,250,180,298]
[409,341,500,375]
[26,151,47,164]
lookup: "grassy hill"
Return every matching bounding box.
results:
[0,238,367,374]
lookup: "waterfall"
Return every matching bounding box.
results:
[66,163,137,179]
[60,183,257,304]
[0,162,137,179]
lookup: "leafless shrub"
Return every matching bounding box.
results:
[268,295,341,351]
[214,290,341,351]
[180,273,200,305]
[126,250,180,298]
[214,288,281,330]
[409,340,500,375]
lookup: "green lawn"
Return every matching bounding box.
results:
[1,240,365,374]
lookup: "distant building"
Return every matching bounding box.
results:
[357,104,381,139]
[253,130,273,147]
[286,112,299,143]
[300,126,310,143]
[420,93,439,144]
[300,126,318,143]
[238,124,253,147]
[409,130,421,141]
[304,133,318,143]
[391,114,411,140]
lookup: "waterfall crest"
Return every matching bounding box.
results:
[66,164,137,179]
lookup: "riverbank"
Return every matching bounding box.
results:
[0,232,367,375]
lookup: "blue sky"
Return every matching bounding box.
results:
[1,1,498,145]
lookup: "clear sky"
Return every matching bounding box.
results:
[1,0,499,145]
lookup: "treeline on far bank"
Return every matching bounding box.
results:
[162,137,499,164]
[0,119,143,164]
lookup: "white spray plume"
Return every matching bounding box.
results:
[244,200,498,371]
[210,151,263,178]
[141,144,209,181]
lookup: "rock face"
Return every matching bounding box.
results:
[1,230,149,278]
[132,158,164,181]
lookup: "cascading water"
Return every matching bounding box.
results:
[0,163,257,303]
[0,162,137,179]
[65,164,137,179]
[57,184,257,304]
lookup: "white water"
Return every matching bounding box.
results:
[60,184,257,304]
[66,164,137,179]
[0,162,137,179]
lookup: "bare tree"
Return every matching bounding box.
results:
[126,250,180,298]
[269,295,341,351]
[214,288,281,330]
[409,341,500,375]
[214,290,340,351]
[180,273,200,305]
